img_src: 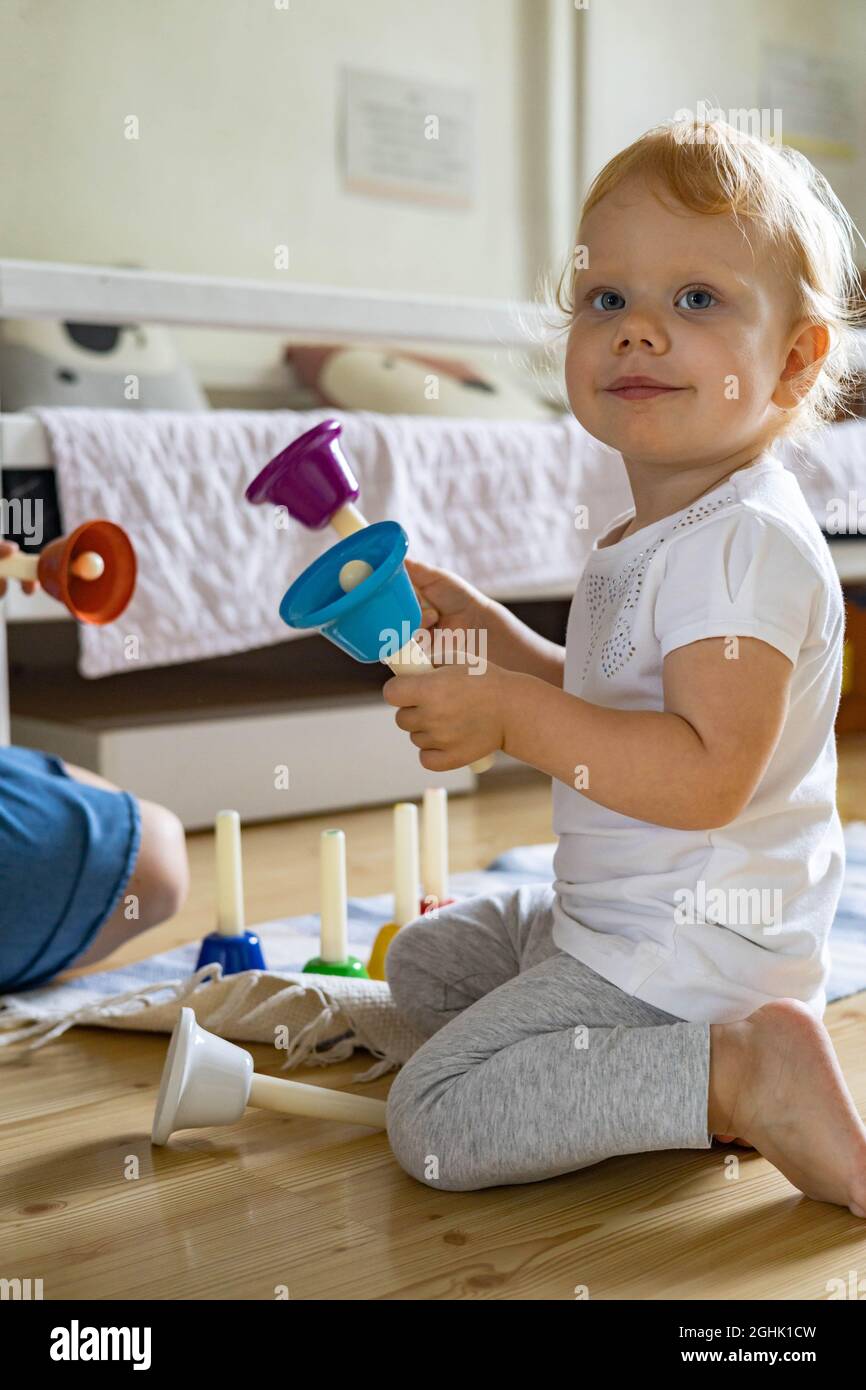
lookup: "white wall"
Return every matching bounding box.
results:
[0,0,532,294]
[1,0,863,388]
[0,0,548,383]
[580,0,866,236]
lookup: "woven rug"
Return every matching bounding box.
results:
[2,835,865,1082]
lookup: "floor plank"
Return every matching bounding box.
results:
[3,757,866,1300]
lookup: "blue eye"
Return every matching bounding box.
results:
[677,287,717,310]
[587,286,719,312]
[591,290,625,312]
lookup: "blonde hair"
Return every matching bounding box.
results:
[548,117,865,443]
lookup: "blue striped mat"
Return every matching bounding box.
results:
[3,830,865,1017]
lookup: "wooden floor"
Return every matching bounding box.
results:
[4,753,866,1301]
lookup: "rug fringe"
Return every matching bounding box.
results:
[0,965,410,1083]
[0,966,219,1051]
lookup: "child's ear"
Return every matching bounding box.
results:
[772,322,830,409]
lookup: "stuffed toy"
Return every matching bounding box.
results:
[285,342,557,420]
[0,316,207,411]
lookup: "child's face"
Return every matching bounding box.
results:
[564,175,801,466]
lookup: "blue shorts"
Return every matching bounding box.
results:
[0,746,142,993]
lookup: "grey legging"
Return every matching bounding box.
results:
[385,883,712,1191]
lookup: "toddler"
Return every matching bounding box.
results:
[381,118,866,1216]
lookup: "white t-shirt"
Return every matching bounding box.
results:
[551,451,846,1024]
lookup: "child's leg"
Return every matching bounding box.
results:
[389,930,866,1213]
[385,883,560,1039]
[64,764,188,970]
[710,1002,866,1217]
[387,947,711,1191]
[0,749,188,992]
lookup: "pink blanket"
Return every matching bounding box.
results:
[34,407,865,678]
[34,408,629,677]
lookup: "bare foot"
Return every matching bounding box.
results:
[712,1000,866,1217]
[715,1134,754,1149]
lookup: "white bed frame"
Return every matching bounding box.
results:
[0,258,557,823]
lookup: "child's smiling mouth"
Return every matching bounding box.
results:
[604,375,688,401]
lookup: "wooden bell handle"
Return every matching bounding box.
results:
[387,640,495,774]
[331,501,495,776]
[331,502,369,538]
[0,550,104,583]
[248,1073,387,1128]
[0,551,38,581]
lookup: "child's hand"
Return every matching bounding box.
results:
[405,557,493,643]
[0,541,38,599]
[382,660,511,772]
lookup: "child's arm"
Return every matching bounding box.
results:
[483,601,565,686]
[407,557,565,686]
[502,634,793,830]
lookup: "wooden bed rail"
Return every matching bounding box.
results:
[0,259,547,348]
